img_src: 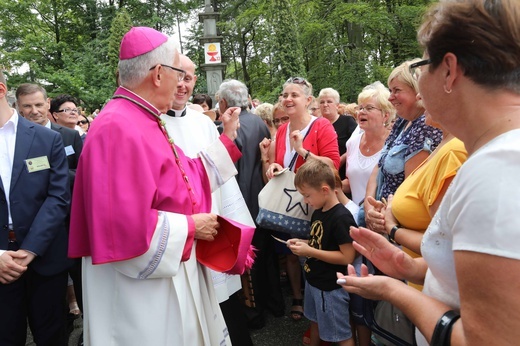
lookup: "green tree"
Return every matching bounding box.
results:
[267,0,306,96]
[108,8,133,78]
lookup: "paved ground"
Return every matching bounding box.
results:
[250,294,310,346]
[27,281,311,346]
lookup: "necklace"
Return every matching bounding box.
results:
[112,94,199,211]
[361,133,384,155]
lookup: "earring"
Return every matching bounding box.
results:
[444,86,452,94]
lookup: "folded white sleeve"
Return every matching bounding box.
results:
[112,211,189,279]
[198,138,238,192]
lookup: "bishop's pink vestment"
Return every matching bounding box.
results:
[69,87,240,345]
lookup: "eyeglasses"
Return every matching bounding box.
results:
[77,120,88,125]
[149,64,187,82]
[409,59,432,80]
[286,77,310,87]
[358,105,381,113]
[56,108,79,114]
[273,116,290,125]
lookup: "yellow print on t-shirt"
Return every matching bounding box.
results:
[304,220,324,273]
[308,220,324,250]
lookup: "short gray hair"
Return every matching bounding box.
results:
[318,88,340,104]
[118,37,178,89]
[218,79,249,109]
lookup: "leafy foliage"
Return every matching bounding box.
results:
[1,0,433,111]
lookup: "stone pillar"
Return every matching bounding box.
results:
[198,1,226,105]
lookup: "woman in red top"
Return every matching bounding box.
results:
[262,77,340,321]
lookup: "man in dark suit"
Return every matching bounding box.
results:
[16,83,84,342]
[0,73,72,344]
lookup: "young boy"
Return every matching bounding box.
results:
[288,159,357,346]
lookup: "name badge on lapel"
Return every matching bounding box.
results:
[25,156,51,173]
[65,145,75,156]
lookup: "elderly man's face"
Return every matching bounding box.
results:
[17,91,50,126]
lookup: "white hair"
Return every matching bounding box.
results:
[318,88,340,104]
[118,37,178,89]
[218,79,249,109]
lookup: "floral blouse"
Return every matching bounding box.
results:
[376,115,443,200]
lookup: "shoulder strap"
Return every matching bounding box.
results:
[288,118,317,171]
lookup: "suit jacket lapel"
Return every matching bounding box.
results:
[10,117,35,193]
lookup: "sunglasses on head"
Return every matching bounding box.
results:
[286,77,310,86]
[77,120,88,125]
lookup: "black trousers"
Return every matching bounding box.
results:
[220,292,253,346]
[68,258,83,312]
[0,267,68,346]
[250,228,285,316]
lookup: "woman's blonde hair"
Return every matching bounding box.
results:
[358,81,396,124]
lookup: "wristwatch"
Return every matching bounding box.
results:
[389,225,400,245]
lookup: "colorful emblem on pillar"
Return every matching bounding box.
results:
[204,43,221,63]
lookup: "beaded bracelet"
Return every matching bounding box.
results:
[431,310,461,346]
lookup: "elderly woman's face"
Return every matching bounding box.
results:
[388,78,421,120]
[319,96,338,120]
[357,96,384,131]
[416,56,446,128]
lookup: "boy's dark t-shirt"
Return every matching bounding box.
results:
[304,203,356,291]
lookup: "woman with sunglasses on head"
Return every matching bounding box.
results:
[261,77,340,324]
[363,60,442,232]
[338,1,520,345]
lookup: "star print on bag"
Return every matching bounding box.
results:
[283,188,310,216]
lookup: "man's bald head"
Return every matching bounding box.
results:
[180,55,196,75]
[171,54,198,110]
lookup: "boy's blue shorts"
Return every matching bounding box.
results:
[304,281,353,342]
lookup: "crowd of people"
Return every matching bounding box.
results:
[1,0,520,345]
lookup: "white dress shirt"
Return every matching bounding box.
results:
[0,109,18,225]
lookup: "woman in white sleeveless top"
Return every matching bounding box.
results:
[343,82,395,206]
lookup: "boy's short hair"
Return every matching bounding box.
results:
[294,159,335,190]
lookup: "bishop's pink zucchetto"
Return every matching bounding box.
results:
[119,27,168,60]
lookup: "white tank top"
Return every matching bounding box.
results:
[345,133,383,205]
